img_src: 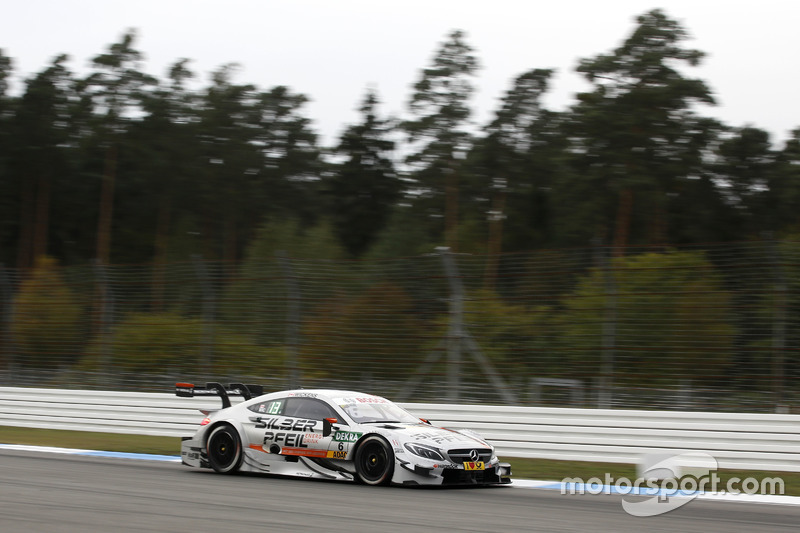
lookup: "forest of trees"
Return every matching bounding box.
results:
[2,9,799,270]
[2,10,800,408]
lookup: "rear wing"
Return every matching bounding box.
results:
[175,382,264,408]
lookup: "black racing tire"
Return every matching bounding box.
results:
[354,435,394,485]
[206,424,243,474]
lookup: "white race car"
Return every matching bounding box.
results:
[176,383,512,486]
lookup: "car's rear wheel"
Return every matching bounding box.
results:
[206,424,242,474]
[354,435,394,485]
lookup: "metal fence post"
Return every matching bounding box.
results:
[770,239,787,412]
[277,251,299,389]
[440,248,518,405]
[192,255,215,373]
[439,247,463,403]
[0,265,16,384]
[93,259,114,384]
[599,243,616,409]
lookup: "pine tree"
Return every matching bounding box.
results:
[567,9,717,248]
[403,30,479,247]
[328,89,399,257]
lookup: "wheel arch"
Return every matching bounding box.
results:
[204,419,246,474]
[350,430,389,457]
[203,418,246,450]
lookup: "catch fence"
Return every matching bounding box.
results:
[1,240,798,412]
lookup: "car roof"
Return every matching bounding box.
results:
[257,389,387,401]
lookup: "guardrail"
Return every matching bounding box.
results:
[1,387,799,472]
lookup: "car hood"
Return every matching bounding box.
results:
[368,422,491,449]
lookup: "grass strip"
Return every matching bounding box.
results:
[2,426,797,496]
[505,457,800,496]
[0,426,181,456]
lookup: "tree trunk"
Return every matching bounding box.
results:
[445,166,459,251]
[96,144,117,264]
[649,196,667,246]
[16,176,35,270]
[484,186,506,290]
[32,171,51,261]
[151,194,171,311]
[223,215,238,279]
[613,188,633,256]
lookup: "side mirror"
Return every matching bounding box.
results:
[323,417,338,437]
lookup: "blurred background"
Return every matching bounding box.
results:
[2,243,798,412]
[1,10,798,412]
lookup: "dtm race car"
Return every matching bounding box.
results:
[176,383,512,486]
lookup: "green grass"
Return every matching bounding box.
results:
[2,426,797,496]
[505,456,800,496]
[0,426,181,455]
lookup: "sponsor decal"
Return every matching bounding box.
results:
[261,417,317,432]
[287,392,318,398]
[281,448,327,458]
[337,396,388,405]
[302,433,324,445]
[355,397,388,404]
[263,432,310,448]
[409,431,461,444]
[327,450,347,459]
[332,431,362,443]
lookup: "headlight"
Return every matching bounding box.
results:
[404,442,445,461]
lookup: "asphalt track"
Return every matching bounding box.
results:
[1,449,799,532]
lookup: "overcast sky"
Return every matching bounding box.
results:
[3,1,799,147]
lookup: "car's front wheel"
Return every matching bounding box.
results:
[206,424,242,474]
[354,435,394,485]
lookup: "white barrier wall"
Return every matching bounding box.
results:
[1,387,799,472]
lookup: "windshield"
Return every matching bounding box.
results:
[334,396,420,424]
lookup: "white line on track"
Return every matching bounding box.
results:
[0,443,181,462]
[3,443,799,507]
[508,477,800,507]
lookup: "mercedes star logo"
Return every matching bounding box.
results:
[469,449,480,462]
